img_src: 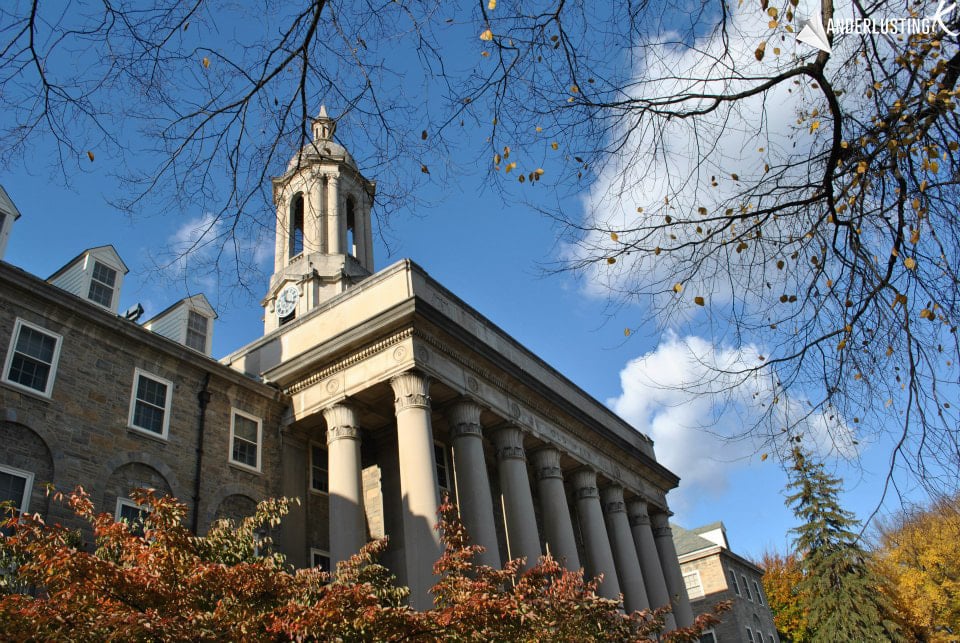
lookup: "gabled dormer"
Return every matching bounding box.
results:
[0,185,22,260]
[47,245,128,313]
[143,294,217,356]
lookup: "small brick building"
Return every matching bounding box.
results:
[674,522,780,642]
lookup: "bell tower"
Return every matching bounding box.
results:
[263,107,376,333]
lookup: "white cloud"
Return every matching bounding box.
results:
[609,331,854,511]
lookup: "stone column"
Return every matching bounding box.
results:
[390,371,442,610]
[529,446,580,571]
[602,485,649,613]
[571,469,621,600]
[309,173,324,254]
[447,400,501,569]
[323,402,366,570]
[489,426,541,569]
[651,511,694,628]
[627,499,675,629]
[326,174,341,254]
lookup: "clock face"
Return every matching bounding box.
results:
[275,285,299,318]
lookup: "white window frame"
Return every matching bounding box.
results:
[309,442,328,494]
[86,260,118,310]
[0,463,34,513]
[729,567,741,595]
[115,497,151,535]
[683,569,705,600]
[229,408,262,472]
[754,579,765,605]
[127,368,173,439]
[2,318,63,398]
[310,548,331,573]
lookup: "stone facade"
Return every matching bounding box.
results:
[673,523,779,642]
[0,109,695,618]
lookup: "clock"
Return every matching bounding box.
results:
[275,284,299,318]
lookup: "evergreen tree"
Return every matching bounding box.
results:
[786,446,902,642]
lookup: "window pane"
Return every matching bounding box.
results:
[15,326,55,363]
[8,353,50,390]
[232,440,257,467]
[88,281,114,306]
[434,444,448,490]
[131,374,168,434]
[92,261,117,287]
[186,311,207,351]
[134,401,165,433]
[137,376,168,407]
[312,551,330,572]
[234,415,258,442]
[0,471,27,511]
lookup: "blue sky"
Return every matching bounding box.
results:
[0,0,924,563]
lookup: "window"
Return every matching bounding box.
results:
[683,570,704,600]
[310,444,328,493]
[87,260,117,308]
[128,369,172,438]
[434,442,450,494]
[310,548,331,573]
[699,631,717,643]
[289,193,304,259]
[230,409,262,472]
[754,579,765,605]
[346,195,357,258]
[743,574,753,601]
[0,464,34,515]
[2,318,62,397]
[746,627,754,643]
[728,568,741,595]
[115,497,150,537]
[185,309,208,352]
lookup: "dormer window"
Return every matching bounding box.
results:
[88,261,118,308]
[289,193,304,260]
[186,309,209,352]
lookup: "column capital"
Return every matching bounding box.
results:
[390,371,432,413]
[570,468,599,500]
[530,446,563,481]
[600,485,626,515]
[447,400,484,439]
[323,402,361,443]
[650,511,673,538]
[627,498,652,527]
[489,425,526,462]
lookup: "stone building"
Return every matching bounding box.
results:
[1,108,693,620]
[674,522,779,642]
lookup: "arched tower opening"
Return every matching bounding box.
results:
[346,195,357,259]
[289,193,305,259]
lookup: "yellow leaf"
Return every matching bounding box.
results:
[886,345,894,356]
[809,120,820,133]
[904,257,916,270]
[624,328,631,337]
[479,28,493,41]
[610,232,619,242]
[420,164,430,174]
[488,0,496,8]
[731,172,740,180]
[838,339,847,350]
[911,228,920,244]
[534,168,545,176]
[761,453,769,461]
[694,296,705,306]
[570,85,579,93]
[505,162,516,173]
[550,142,559,150]
[202,56,210,68]
[857,161,867,173]
[535,126,542,132]
[769,19,778,28]
[494,153,501,164]
[673,283,683,293]
[86,150,95,162]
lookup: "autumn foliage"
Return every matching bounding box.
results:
[0,489,724,641]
